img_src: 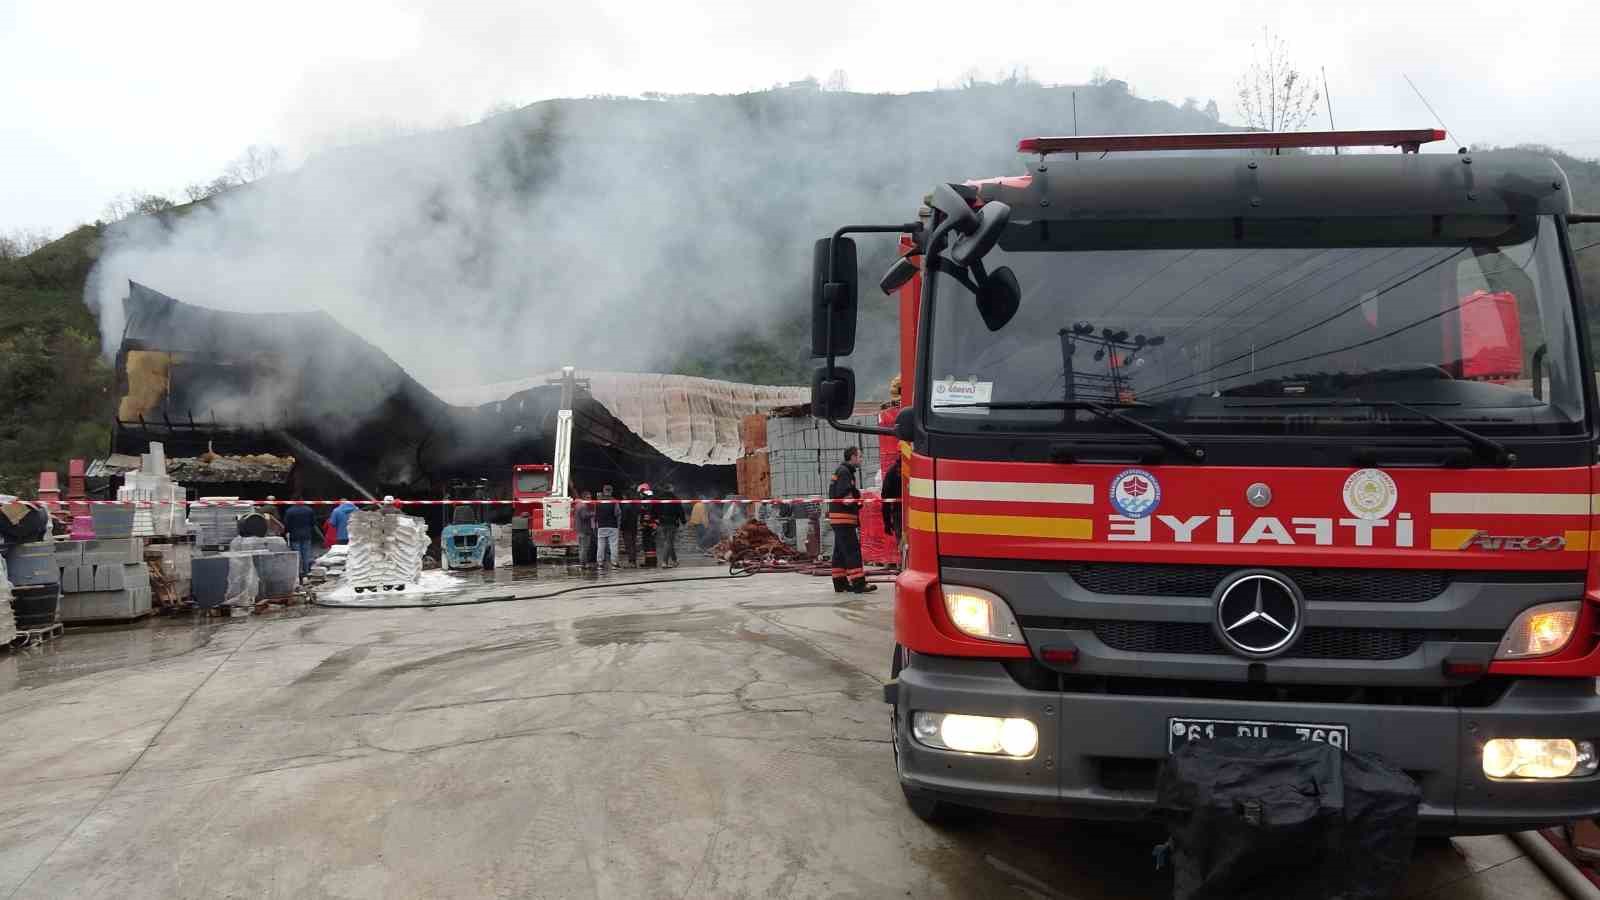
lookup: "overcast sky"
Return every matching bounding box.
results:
[4,0,1599,235]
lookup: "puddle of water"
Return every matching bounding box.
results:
[2,616,235,693]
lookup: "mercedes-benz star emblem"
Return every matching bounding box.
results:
[1246,483,1272,508]
[1214,571,1303,658]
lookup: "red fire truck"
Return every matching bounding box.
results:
[810,129,1600,833]
[512,463,575,552]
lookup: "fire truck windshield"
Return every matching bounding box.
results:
[925,215,1587,441]
[516,471,551,494]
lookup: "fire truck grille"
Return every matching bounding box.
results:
[1063,563,1456,603]
[1063,619,1426,661]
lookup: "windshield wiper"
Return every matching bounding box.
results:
[967,400,1205,462]
[1224,399,1514,466]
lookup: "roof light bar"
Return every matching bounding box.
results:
[1017,129,1447,156]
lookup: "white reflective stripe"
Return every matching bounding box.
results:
[1429,493,1591,516]
[907,478,1093,504]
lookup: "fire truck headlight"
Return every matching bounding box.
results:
[911,712,1038,758]
[941,585,1023,644]
[1482,739,1598,780]
[1495,601,1581,660]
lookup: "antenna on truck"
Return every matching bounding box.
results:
[1402,73,1464,150]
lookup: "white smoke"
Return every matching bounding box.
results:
[85,84,1224,400]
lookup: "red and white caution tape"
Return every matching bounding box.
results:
[79,496,900,507]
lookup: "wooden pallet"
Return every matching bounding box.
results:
[8,622,64,650]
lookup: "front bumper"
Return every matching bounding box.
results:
[892,654,1600,834]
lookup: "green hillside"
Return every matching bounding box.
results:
[0,226,114,495]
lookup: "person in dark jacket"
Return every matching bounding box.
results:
[620,487,640,567]
[652,483,686,568]
[575,490,596,570]
[282,497,319,577]
[881,458,903,537]
[828,447,875,593]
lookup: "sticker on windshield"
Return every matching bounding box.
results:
[1110,468,1161,519]
[931,377,993,414]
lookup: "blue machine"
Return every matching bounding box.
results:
[440,481,495,570]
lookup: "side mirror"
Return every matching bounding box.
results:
[929,184,979,236]
[951,202,1011,268]
[811,237,858,357]
[879,255,917,295]
[976,265,1021,332]
[894,406,916,441]
[811,366,857,420]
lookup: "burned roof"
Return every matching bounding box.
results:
[440,372,809,466]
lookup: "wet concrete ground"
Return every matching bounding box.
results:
[0,568,1568,898]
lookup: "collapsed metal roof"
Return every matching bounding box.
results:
[438,372,809,466]
[112,282,807,492]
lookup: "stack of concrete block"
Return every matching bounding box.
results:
[190,500,251,547]
[192,553,261,608]
[347,510,427,590]
[55,537,153,622]
[90,504,135,540]
[223,536,297,598]
[763,414,881,499]
[112,443,187,537]
[229,536,287,553]
[254,552,299,597]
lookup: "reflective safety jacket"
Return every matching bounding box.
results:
[827,463,861,526]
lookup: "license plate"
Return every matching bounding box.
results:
[1168,717,1349,753]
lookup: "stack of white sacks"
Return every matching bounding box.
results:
[346,509,427,591]
[310,544,348,581]
[0,555,16,646]
[117,443,186,537]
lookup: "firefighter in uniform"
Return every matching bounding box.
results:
[827,447,876,593]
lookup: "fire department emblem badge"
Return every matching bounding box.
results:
[1342,468,1397,520]
[1110,468,1161,518]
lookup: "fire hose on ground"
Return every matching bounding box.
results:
[1512,830,1600,900]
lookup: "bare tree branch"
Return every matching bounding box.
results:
[1235,29,1319,132]
[224,144,285,185]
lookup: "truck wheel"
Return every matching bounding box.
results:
[901,785,973,826]
[483,546,496,570]
[890,645,974,827]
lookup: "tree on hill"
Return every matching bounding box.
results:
[224,144,284,185]
[1235,28,1319,132]
[0,228,53,261]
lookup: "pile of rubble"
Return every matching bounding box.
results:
[713,520,806,565]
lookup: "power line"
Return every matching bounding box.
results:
[1138,247,1467,400]
[1403,73,1464,149]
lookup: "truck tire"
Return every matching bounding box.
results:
[890,646,975,827]
[511,530,535,567]
[483,545,495,570]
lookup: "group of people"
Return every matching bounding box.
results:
[572,482,687,571]
[248,454,904,589]
[253,496,360,580]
